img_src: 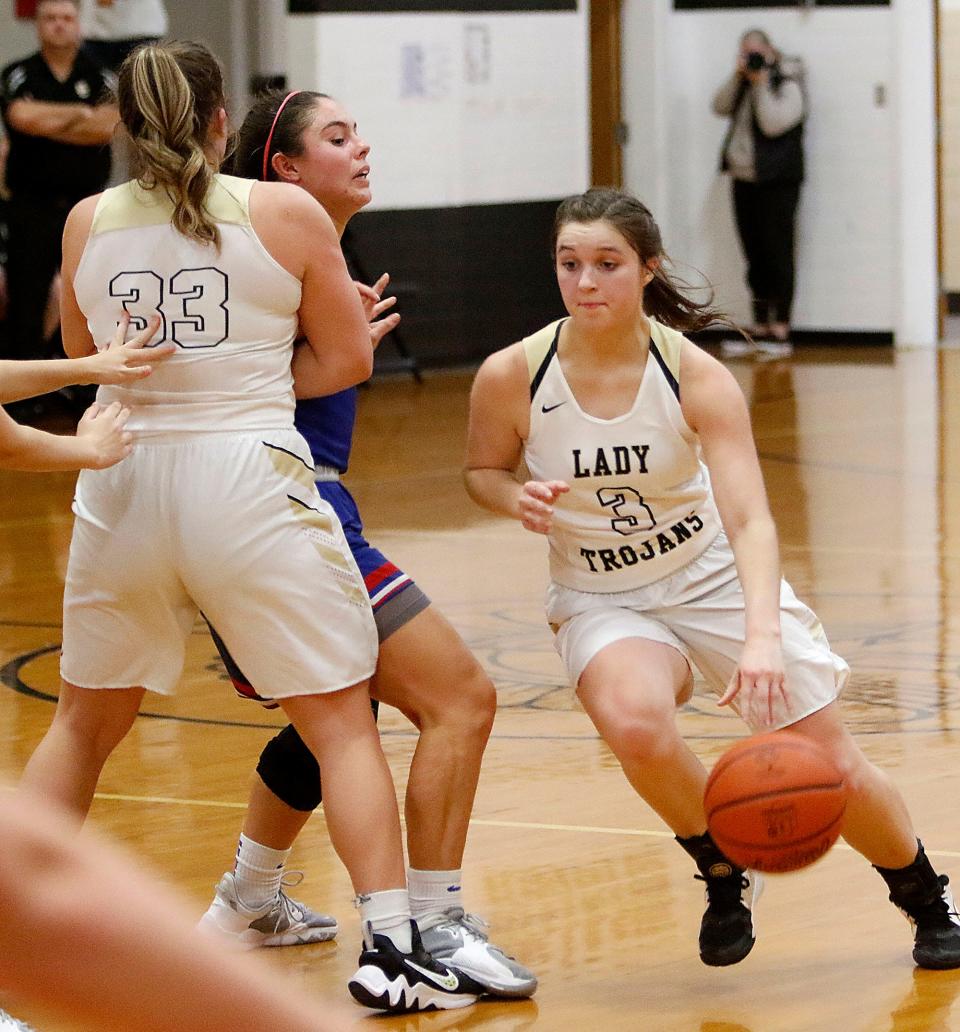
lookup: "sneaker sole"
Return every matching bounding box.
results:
[438,961,537,998]
[462,978,537,998]
[914,948,960,970]
[261,924,338,947]
[198,912,338,950]
[348,968,477,1013]
[700,936,756,967]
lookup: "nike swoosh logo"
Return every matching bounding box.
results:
[541,402,566,413]
[405,959,461,992]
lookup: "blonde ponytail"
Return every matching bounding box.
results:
[118,42,226,247]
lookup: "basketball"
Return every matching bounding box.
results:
[704,731,847,874]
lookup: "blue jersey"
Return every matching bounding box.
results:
[294,384,414,606]
[295,387,357,473]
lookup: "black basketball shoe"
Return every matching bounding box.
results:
[877,843,960,970]
[677,831,764,967]
[348,920,483,1013]
[697,867,763,966]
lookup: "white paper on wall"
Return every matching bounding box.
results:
[288,11,589,210]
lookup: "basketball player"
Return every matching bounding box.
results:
[0,328,342,1032]
[16,42,479,1012]
[464,188,960,970]
[0,313,169,471]
[0,792,355,1031]
[195,89,536,999]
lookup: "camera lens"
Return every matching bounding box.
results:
[746,52,765,71]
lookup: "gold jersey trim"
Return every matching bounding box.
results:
[90,173,254,236]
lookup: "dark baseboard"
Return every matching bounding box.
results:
[691,328,894,348]
[345,199,564,373]
[947,293,960,315]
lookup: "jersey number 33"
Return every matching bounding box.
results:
[109,267,229,349]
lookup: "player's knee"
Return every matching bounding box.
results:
[418,659,495,741]
[256,724,322,812]
[54,694,136,761]
[462,664,496,738]
[827,742,873,802]
[602,710,673,763]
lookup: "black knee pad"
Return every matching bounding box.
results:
[255,700,380,812]
[256,724,322,812]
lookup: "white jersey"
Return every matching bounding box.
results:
[79,0,168,42]
[523,317,722,592]
[73,174,301,434]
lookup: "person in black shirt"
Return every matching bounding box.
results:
[0,0,117,368]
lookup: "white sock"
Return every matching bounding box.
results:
[232,834,290,910]
[358,888,413,953]
[408,868,463,930]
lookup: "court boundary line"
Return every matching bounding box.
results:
[2,785,956,858]
[5,645,960,740]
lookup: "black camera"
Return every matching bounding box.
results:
[746,51,766,71]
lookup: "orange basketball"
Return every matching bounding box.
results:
[704,731,847,874]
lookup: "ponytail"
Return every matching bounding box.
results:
[118,41,226,247]
[643,263,727,335]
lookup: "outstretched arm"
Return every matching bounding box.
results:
[0,401,132,472]
[0,314,170,403]
[0,315,174,473]
[0,792,352,1032]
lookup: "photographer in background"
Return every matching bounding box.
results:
[713,28,805,355]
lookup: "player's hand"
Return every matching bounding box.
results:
[84,313,174,384]
[719,635,789,730]
[518,479,569,535]
[355,273,400,350]
[76,400,133,469]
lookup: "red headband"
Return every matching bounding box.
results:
[261,90,303,181]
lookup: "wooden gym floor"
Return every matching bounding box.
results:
[3,345,960,1031]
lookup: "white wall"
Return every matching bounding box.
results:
[621,0,938,347]
[941,2,960,291]
[0,7,44,69]
[0,2,258,120]
[285,9,590,210]
[2,0,940,344]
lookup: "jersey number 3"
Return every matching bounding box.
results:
[596,487,655,536]
[109,268,229,348]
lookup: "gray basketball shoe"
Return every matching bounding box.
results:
[198,870,338,949]
[0,1010,35,1032]
[418,908,537,998]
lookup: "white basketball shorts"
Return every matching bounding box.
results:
[546,529,849,731]
[61,429,378,697]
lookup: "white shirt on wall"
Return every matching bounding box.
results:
[79,0,169,43]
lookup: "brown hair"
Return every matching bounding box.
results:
[117,41,226,247]
[552,188,729,334]
[229,89,330,181]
